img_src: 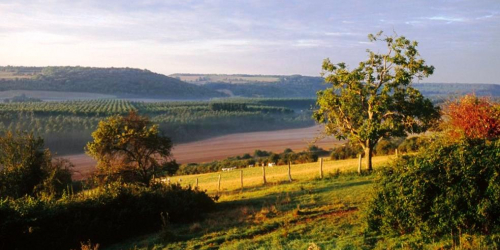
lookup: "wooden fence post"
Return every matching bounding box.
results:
[358,154,362,174]
[319,158,323,179]
[195,177,198,188]
[240,170,244,192]
[218,174,221,193]
[288,161,293,182]
[262,165,267,185]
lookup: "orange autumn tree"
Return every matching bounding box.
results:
[445,94,500,140]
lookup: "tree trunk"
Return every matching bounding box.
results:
[358,154,362,174]
[365,146,373,171]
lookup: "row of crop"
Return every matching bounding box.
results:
[0,99,296,116]
[0,99,137,116]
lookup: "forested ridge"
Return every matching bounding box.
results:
[0,66,226,99]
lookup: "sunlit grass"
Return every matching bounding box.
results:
[107,155,394,250]
[173,155,393,195]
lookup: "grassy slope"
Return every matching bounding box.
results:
[108,154,483,249]
[107,156,393,250]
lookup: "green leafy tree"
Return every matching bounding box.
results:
[86,111,173,185]
[314,32,439,170]
[0,131,72,198]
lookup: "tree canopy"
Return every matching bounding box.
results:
[313,31,440,170]
[0,131,72,198]
[85,111,173,185]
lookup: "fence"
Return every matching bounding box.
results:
[166,155,393,195]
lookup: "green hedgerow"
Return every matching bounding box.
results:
[367,137,500,243]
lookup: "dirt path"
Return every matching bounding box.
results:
[66,125,341,180]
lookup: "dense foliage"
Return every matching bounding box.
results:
[86,112,174,185]
[0,66,225,99]
[314,32,439,170]
[0,132,72,199]
[0,99,313,154]
[367,138,500,245]
[445,94,500,140]
[367,97,500,246]
[0,183,215,250]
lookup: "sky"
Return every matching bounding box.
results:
[0,0,499,83]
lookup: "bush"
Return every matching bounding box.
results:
[330,142,363,160]
[0,183,215,250]
[367,137,500,242]
[0,131,72,199]
[397,136,430,153]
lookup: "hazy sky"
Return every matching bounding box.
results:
[0,0,499,83]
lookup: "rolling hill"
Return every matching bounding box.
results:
[173,73,500,99]
[0,66,227,99]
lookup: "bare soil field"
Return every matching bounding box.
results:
[66,125,341,180]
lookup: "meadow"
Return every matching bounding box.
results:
[172,156,392,195]
[107,155,394,250]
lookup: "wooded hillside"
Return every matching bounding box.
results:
[0,66,226,99]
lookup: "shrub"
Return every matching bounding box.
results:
[445,94,500,140]
[397,136,430,153]
[0,183,215,250]
[330,142,363,160]
[0,131,72,199]
[367,137,500,241]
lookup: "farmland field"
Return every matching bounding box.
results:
[171,74,281,84]
[0,90,116,101]
[0,71,37,79]
[0,98,315,155]
[67,125,341,180]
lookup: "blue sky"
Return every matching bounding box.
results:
[0,0,499,83]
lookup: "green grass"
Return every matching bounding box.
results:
[106,157,392,250]
[106,154,488,249]
[108,174,377,250]
[172,155,393,196]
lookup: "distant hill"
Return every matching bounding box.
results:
[0,66,226,99]
[172,73,500,99]
[414,83,500,97]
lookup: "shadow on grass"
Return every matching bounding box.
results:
[216,177,374,210]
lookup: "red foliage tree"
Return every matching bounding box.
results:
[446,94,500,140]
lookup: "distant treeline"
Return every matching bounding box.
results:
[177,146,328,175]
[175,136,430,176]
[203,75,500,98]
[0,66,225,99]
[0,99,314,155]
[1,67,497,99]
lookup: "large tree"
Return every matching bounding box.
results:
[313,32,440,171]
[86,111,173,185]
